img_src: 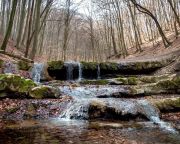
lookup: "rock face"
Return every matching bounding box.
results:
[29,85,60,99]
[46,56,174,80]
[152,97,180,112]
[0,74,60,99]
[88,99,160,121]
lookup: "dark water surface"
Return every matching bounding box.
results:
[0,119,180,144]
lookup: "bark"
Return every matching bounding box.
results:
[1,0,18,51]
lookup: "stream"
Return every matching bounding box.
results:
[0,62,180,144]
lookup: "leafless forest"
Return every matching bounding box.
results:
[0,0,180,62]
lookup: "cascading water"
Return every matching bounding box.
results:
[58,85,177,133]
[78,62,82,81]
[60,99,90,120]
[65,61,83,81]
[97,64,101,79]
[138,100,177,133]
[3,61,18,74]
[64,61,75,81]
[31,63,44,83]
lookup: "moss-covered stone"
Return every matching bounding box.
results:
[80,79,109,85]
[0,74,60,99]
[29,85,60,99]
[115,77,138,85]
[0,74,37,96]
[18,61,32,71]
[81,62,98,70]
[153,98,180,111]
[48,61,64,70]
[100,62,119,71]
[155,77,180,90]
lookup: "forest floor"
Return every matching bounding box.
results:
[0,34,180,63]
[111,34,180,62]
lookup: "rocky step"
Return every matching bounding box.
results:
[47,55,175,80]
[0,74,60,99]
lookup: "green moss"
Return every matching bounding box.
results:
[18,61,32,71]
[80,79,109,85]
[155,98,180,110]
[128,77,138,85]
[48,61,64,70]
[29,86,59,99]
[140,77,157,83]
[156,80,177,90]
[100,62,119,71]
[81,62,98,70]
[0,74,37,95]
[116,77,138,85]
[116,78,128,85]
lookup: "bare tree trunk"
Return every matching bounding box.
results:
[29,0,42,60]
[1,0,18,51]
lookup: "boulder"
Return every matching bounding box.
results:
[0,74,37,98]
[29,85,60,99]
[0,74,60,99]
[151,97,180,112]
[18,60,32,71]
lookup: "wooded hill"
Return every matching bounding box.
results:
[0,0,179,62]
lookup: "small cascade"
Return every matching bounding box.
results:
[3,61,18,74]
[65,61,75,81]
[138,100,177,133]
[60,99,90,120]
[31,63,44,83]
[78,62,82,81]
[97,64,101,79]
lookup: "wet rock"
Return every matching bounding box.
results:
[80,79,109,85]
[48,61,64,70]
[152,97,180,112]
[29,85,60,99]
[88,99,158,121]
[109,74,175,86]
[121,75,180,97]
[18,60,32,71]
[0,74,60,99]
[0,74,37,98]
[81,62,98,79]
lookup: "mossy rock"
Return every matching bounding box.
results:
[115,77,138,85]
[81,62,98,70]
[48,61,64,70]
[100,62,119,71]
[153,98,180,111]
[29,85,60,99]
[18,61,32,71]
[139,77,157,83]
[0,74,37,95]
[80,79,109,85]
[155,77,180,90]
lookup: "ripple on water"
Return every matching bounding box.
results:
[0,120,180,144]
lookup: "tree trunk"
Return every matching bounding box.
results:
[1,0,18,51]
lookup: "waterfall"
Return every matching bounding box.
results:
[97,64,101,79]
[31,63,44,83]
[60,99,90,120]
[65,61,83,81]
[78,62,82,81]
[138,100,177,133]
[65,61,75,81]
[3,61,18,74]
